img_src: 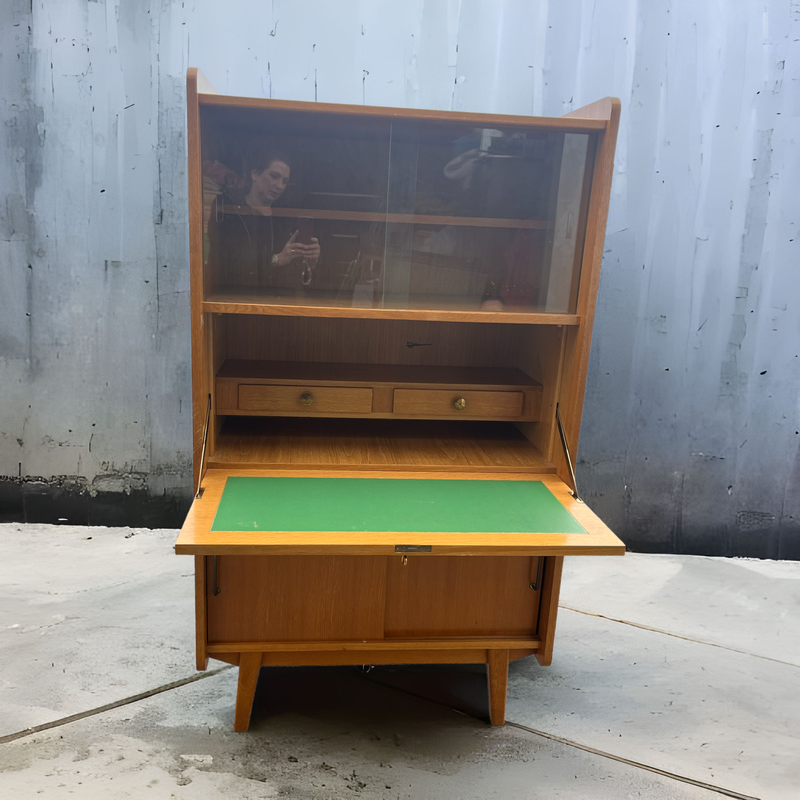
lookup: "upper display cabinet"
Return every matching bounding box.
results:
[194,90,607,321]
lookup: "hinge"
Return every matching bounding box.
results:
[195,393,211,499]
[212,555,221,596]
[529,556,545,590]
[556,403,582,502]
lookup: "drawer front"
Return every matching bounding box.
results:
[393,389,524,418]
[239,384,373,414]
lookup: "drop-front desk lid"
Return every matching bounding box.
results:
[175,470,624,556]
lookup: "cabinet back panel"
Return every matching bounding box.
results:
[224,316,523,368]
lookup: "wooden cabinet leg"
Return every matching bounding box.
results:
[487,648,509,726]
[234,652,262,732]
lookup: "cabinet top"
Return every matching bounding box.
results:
[188,67,617,134]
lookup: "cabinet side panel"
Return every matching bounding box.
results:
[535,555,564,666]
[558,101,620,467]
[188,70,210,488]
[208,313,226,457]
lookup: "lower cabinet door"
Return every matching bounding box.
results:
[205,554,544,644]
[206,555,386,643]
[384,556,542,638]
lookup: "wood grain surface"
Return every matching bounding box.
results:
[238,384,374,414]
[535,556,565,667]
[216,361,542,421]
[204,288,581,325]
[487,649,510,725]
[223,317,528,369]
[207,555,386,643]
[233,652,261,732]
[393,388,524,418]
[208,418,555,472]
[207,637,541,653]
[194,555,208,670]
[383,556,541,638]
[218,360,542,388]
[555,99,622,487]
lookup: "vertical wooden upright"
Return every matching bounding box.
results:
[186,68,207,491]
[555,99,621,488]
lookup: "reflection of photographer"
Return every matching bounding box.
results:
[208,149,322,290]
[242,152,320,272]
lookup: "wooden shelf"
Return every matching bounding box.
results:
[217,360,542,390]
[204,287,581,326]
[208,417,556,473]
[222,205,553,230]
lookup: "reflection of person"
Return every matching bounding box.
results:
[242,152,320,270]
[208,150,321,290]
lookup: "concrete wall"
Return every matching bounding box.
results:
[1,1,798,556]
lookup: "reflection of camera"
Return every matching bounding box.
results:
[296,217,314,245]
[484,132,526,157]
[479,128,528,158]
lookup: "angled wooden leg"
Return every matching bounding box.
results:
[234,652,262,732]
[487,648,509,726]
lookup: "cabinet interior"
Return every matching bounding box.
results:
[204,314,569,472]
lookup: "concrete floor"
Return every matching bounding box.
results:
[0,524,798,799]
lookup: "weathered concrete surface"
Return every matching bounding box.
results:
[1,1,799,557]
[0,668,722,800]
[1,524,798,798]
[0,524,195,736]
[561,553,800,665]
[506,614,799,799]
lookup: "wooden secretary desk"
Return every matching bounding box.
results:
[176,68,624,732]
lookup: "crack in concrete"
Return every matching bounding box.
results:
[0,665,233,745]
[0,661,765,799]
[559,605,800,668]
[362,673,762,800]
[504,720,761,800]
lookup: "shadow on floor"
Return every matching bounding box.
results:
[249,663,492,730]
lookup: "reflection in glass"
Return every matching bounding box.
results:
[202,112,592,315]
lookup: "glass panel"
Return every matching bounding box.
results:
[202,112,391,308]
[201,109,592,315]
[381,122,592,315]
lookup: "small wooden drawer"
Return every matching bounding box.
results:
[239,385,374,414]
[393,389,524,418]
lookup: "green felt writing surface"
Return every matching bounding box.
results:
[210,477,586,534]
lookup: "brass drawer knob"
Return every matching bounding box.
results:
[300,393,314,406]
[453,397,467,411]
